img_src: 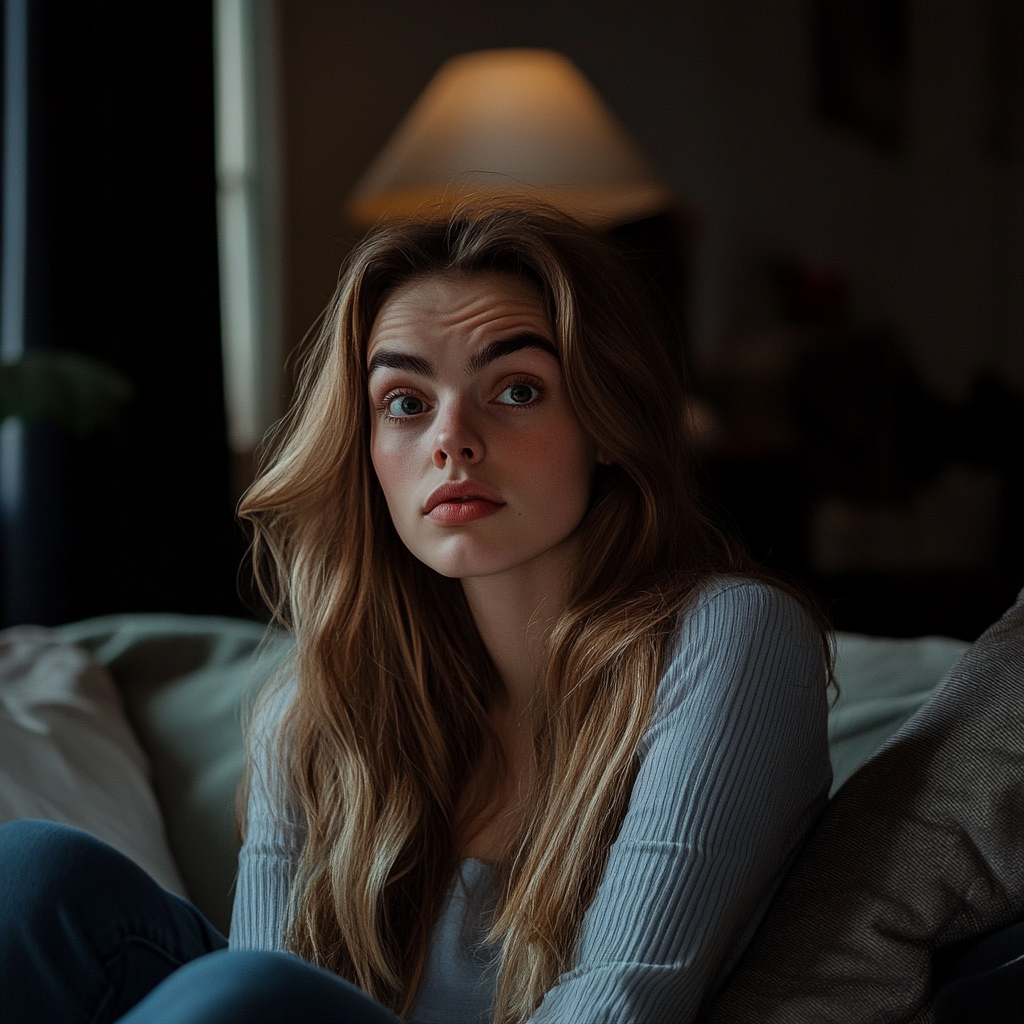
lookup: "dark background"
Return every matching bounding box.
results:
[268,0,1024,641]
[0,1,240,626]
[2,0,1022,639]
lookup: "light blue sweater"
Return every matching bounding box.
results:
[231,579,831,1023]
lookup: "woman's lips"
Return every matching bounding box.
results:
[423,480,505,523]
[425,497,504,525]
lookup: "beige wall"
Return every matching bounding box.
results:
[274,0,1023,401]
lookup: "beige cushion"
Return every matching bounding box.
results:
[703,588,1024,1024]
[55,614,292,936]
[0,626,188,896]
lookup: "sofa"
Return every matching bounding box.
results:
[0,610,987,979]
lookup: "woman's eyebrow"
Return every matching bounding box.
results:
[465,334,558,374]
[366,334,558,379]
[366,351,434,378]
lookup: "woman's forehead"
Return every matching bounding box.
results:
[367,271,552,355]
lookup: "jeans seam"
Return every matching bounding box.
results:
[90,935,189,1024]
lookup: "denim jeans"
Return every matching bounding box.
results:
[0,819,402,1024]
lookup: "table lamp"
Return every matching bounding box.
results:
[345,48,672,228]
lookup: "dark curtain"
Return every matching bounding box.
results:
[1,0,242,625]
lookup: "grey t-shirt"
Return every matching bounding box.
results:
[230,579,831,1023]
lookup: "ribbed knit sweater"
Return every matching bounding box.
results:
[230,579,831,1023]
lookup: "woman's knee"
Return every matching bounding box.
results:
[0,819,167,942]
[0,821,226,1024]
[0,819,145,897]
[121,950,403,1024]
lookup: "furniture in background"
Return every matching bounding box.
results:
[700,293,1024,643]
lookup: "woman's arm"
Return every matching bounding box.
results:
[229,678,304,951]
[531,579,832,1024]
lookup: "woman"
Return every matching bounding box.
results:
[0,204,832,1024]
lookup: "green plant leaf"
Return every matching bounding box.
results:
[0,351,134,434]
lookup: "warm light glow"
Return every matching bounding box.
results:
[346,49,672,228]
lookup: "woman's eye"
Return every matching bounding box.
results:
[386,395,426,418]
[497,383,540,406]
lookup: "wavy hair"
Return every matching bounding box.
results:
[239,204,817,1023]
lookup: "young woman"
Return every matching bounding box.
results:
[0,205,832,1024]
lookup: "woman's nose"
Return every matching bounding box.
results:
[431,402,483,468]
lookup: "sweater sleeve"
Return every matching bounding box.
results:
[530,580,832,1024]
[228,678,304,951]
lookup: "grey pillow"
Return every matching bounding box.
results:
[703,587,1024,1024]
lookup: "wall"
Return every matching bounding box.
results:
[273,0,1023,401]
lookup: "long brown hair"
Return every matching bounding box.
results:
[239,203,824,1023]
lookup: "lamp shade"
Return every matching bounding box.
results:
[346,49,672,228]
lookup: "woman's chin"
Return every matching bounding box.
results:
[422,553,520,581]
[415,535,581,586]
[409,540,530,581]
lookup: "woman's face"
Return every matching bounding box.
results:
[367,271,597,581]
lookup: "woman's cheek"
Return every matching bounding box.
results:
[370,433,414,514]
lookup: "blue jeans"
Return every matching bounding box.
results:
[0,820,403,1024]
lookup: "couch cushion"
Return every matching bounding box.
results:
[55,614,292,936]
[0,626,188,897]
[702,587,1024,1024]
[829,632,969,793]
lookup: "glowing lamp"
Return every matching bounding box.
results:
[346,49,672,228]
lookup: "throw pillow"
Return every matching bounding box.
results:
[56,613,293,935]
[703,587,1024,1024]
[0,626,188,897]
